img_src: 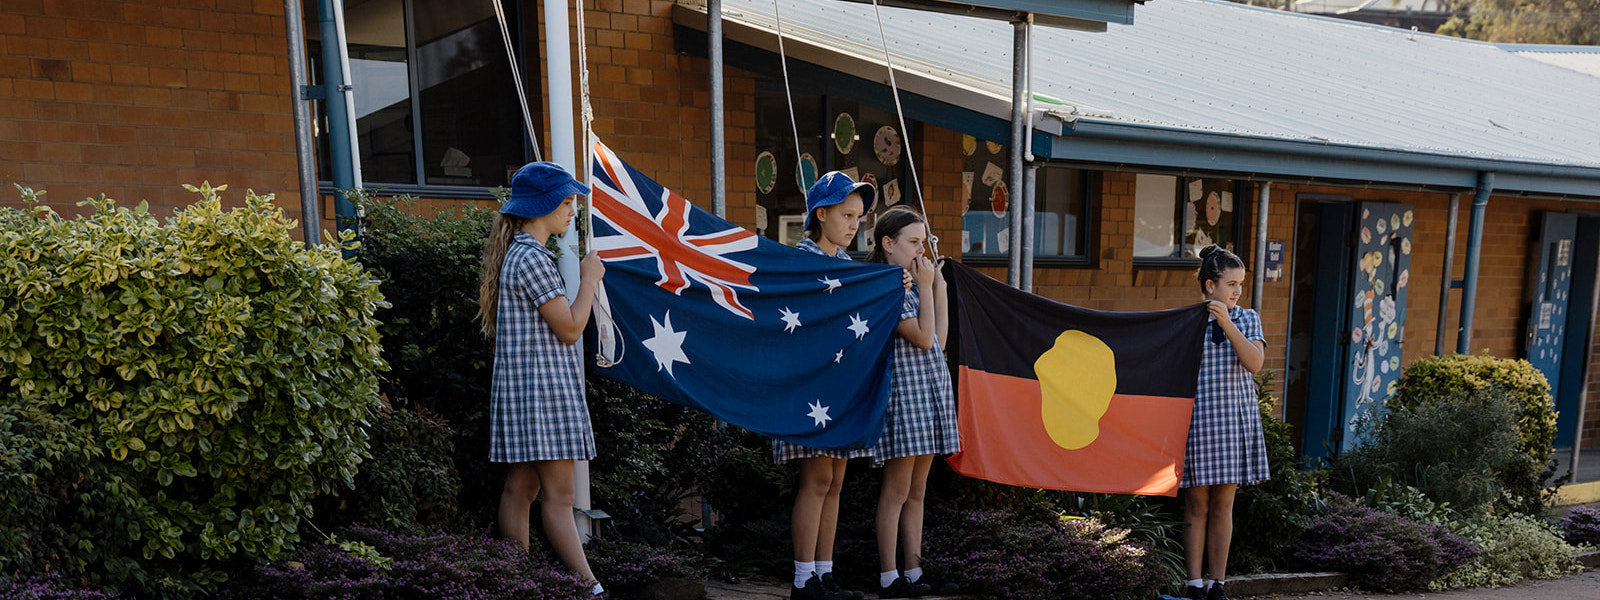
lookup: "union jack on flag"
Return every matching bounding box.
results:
[585,140,906,450]
[591,142,761,319]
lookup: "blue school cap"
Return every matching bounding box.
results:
[804,171,877,231]
[502,161,589,219]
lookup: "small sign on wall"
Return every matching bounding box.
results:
[1265,241,1285,282]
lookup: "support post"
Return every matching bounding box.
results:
[285,0,319,245]
[1458,173,1494,354]
[317,0,356,233]
[710,0,726,219]
[1006,18,1029,289]
[1436,193,1460,355]
[1252,182,1270,310]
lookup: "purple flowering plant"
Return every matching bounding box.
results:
[1295,493,1479,591]
[920,507,1168,600]
[1559,505,1600,546]
[0,574,122,599]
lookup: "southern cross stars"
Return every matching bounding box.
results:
[807,400,833,427]
[847,313,870,339]
[779,307,802,333]
[643,311,690,376]
[819,275,842,293]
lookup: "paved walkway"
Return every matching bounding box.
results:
[704,580,971,600]
[1235,569,1600,600]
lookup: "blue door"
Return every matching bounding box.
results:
[1524,213,1579,447]
[1337,203,1416,448]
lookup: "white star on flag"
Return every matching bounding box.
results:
[819,276,842,293]
[807,400,833,427]
[834,350,844,363]
[779,307,802,333]
[847,313,871,339]
[643,311,690,376]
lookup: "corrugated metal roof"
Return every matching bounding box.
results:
[1505,44,1600,79]
[703,0,1600,191]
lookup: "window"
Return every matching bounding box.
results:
[752,82,913,252]
[961,138,1092,262]
[308,0,528,190]
[1134,174,1244,261]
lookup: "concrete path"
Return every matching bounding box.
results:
[1236,569,1600,600]
[704,580,972,600]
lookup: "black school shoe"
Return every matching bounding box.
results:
[912,576,958,596]
[1205,583,1229,600]
[791,574,820,600]
[1184,584,1206,600]
[878,576,930,599]
[819,573,864,600]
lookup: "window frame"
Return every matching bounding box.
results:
[960,165,1098,268]
[1131,175,1251,270]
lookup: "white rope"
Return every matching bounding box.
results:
[491,0,543,162]
[573,0,624,367]
[771,0,806,182]
[867,0,922,211]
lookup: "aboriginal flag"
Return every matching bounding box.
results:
[944,261,1208,496]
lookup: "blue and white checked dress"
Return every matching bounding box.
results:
[1180,306,1270,488]
[488,232,597,463]
[772,237,874,463]
[872,284,959,466]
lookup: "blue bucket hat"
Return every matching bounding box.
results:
[804,171,877,231]
[502,161,589,219]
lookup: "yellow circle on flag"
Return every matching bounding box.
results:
[1033,330,1117,450]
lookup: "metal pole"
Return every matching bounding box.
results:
[544,0,592,540]
[1458,172,1494,354]
[1436,193,1460,355]
[1252,182,1270,310]
[1021,163,1037,292]
[329,0,362,188]
[284,0,319,246]
[710,0,726,218]
[1006,18,1028,289]
[317,0,355,233]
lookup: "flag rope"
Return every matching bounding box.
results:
[771,0,806,186]
[490,0,543,162]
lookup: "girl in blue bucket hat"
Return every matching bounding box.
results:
[477,161,610,598]
[773,171,876,600]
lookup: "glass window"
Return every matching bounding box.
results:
[1134,174,1242,259]
[960,138,1091,260]
[308,0,528,188]
[752,85,911,252]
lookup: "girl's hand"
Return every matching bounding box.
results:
[931,257,947,290]
[1206,300,1230,322]
[902,266,914,290]
[912,256,936,287]
[580,253,606,283]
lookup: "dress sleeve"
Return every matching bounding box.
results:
[901,287,919,321]
[523,253,567,307]
[1241,308,1266,343]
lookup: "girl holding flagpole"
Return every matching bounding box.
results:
[1182,245,1269,600]
[864,205,959,599]
[774,171,876,600]
[478,162,609,599]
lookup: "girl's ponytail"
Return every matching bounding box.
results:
[478,213,525,338]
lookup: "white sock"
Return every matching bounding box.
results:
[794,562,815,589]
[1205,579,1216,589]
[591,583,605,596]
[815,560,833,576]
[881,570,900,588]
[904,567,924,583]
[1188,579,1204,588]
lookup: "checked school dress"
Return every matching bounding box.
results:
[488,232,596,463]
[1180,306,1270,488]
[872,284,960,466]
[771,237,874,463]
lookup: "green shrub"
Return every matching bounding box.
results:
[1430,513,1582,590]
[1232,371,1326,574]
[349,193,502,522]
[1331,385,1540,517]
[0,399,145,588]
[0,186,387,588]
[336,405,459,529]
[1393,353,1563,504]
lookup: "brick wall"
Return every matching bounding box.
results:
[0,0,301,227]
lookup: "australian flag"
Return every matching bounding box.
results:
[587,140,904,450]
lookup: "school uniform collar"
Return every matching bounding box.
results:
[512,231,557,258]
[797,237,850,259]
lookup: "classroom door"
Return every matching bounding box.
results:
[1523,212,1587,449]
[1337,202,1415,448]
